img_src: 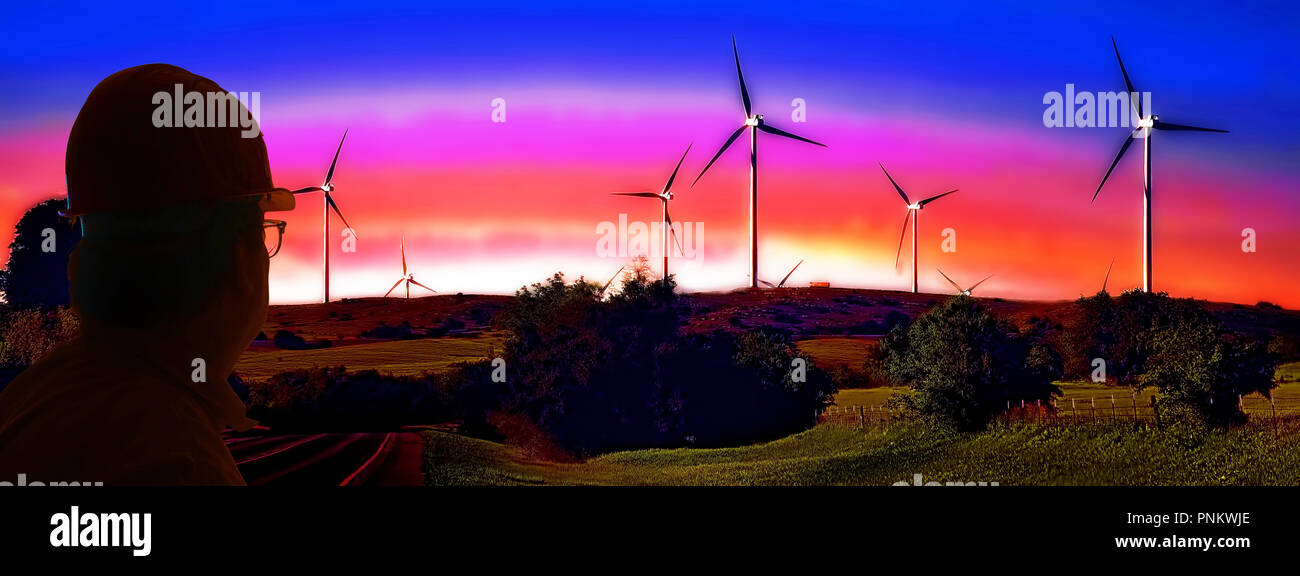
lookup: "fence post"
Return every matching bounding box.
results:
[1271,395,1278,439]
[858,405,865,429]
[1071,398,1077,424]
[1090,397,1096,424]
[1110,394,1116,422]
[1131,393,1138,422]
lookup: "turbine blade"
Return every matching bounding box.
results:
[880,163,911,205]
[733,35,751,117]
[611,192,663,198]
[1102,257,1115,293]
[400,235,407,276]
[937,268,962,293]
[758,279,776,288]
[324,128,348,186]
[1111,37,1138,101]
[602,265,625,293]
[665,208,685,257]
[663,142,693,194]
[384,278,404,298]
[756,122,827,147]
[327,195,354,234]
[968,274,994,292]
[290,186,324,195]
[894,210,912,270]
[693,125,747,187]
[778,259,804,287]
[918,189,958,206]
[409,279,437,294]
[1152,120,1229,133]
[1092,130,1138,203]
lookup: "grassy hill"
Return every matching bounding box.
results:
[422,420,1300,486]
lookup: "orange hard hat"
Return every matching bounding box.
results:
[62,64,294,216]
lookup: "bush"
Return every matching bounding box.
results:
[0,198,82,310]
[1142,317,1277,426]
[478,270,833,456]
[244,366,451,430]
[881,296,1061,431]
[1065,290,1278,425]
[0,307,79,366]
[272,329,330,350]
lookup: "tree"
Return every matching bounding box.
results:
[1141,312,1277,426]
[883,296,1061,430]
[0,198,82,309]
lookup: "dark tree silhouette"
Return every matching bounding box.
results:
[0,198,81,309]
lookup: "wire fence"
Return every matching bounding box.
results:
[821,394,1300,435]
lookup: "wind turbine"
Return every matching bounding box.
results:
[693,36,827,288]
[383,236,436,299]
[758,259,803,289]
[1092,37,1227,293]
[611,143,691,283]
[1101,257,1115,294]
[882,164,957,293]
[599,265,626,297]
[290,129,356,303]
[937,269,993,297]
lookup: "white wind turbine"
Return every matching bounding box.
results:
[611,144,691,284]
[882,163,957,293]
[937,269,993,297]
[383,236,436,299]
[758,260,803,289]
[1092,37,1227,293]
[694,36,827,288]
[290,129,356,303]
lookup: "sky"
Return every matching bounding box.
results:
[1,0,1297,306]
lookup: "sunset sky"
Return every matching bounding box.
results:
[2,1,1296,306]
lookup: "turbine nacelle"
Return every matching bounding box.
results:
[907,203,922,211]
[744,115,760,127]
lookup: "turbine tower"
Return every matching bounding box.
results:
[291,130,356,303]
[383,236,436,299]
[1093,37,1227,293]
[882,164,957,293]
[612,143,692,283]
[694,36,826,288]
[937,269,993,297]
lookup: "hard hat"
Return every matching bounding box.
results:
[62,64,294,216]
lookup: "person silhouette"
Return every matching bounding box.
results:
[0,64,296,485]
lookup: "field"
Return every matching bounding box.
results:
[235,333,504,380]
[422,420,1300,486]
[832,366,1300,409]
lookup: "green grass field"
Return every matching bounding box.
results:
[235,333,504,380]
[833,363,1300,409]
[422,420,1300,486]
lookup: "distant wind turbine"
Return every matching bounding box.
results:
[758,260,803,289]
[383,236,436,299]
[612,143,692,283]
[694,36,827,288]
[1092,37,1227,293]
[1101,257,1115,294]
[938,269,993,297]
[290,129,356,303]
[882,164,957,293]
[600,265,626,297]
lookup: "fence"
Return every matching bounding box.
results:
[820,394,1300,435]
